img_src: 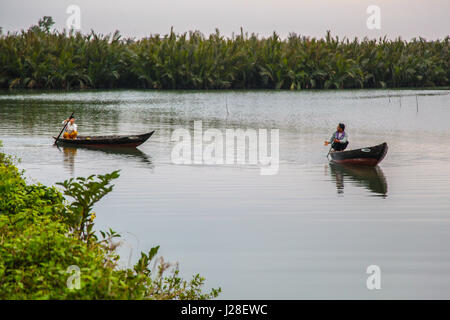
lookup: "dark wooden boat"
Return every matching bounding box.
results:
[53,131,155,148]
[329,142,388,166]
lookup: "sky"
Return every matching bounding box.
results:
[0,0,449,40]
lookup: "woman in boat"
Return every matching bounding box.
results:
[324,123,348,151]
[61,117,78,139]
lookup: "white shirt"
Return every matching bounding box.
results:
[62,120,78,133]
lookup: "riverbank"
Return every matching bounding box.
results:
[1,17,448,91]
[0,149,220,299]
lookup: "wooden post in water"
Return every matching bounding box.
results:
[416,95,419,113]
[225,97,229,116]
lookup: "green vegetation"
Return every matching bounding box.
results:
[0,17,448,90]
[0,150,220,299]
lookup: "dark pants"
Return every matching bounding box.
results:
[332,141,348,151]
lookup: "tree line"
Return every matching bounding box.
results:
[0,17,448,90]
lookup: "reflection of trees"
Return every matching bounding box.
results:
[0,99,122,136]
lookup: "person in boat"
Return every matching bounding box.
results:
[61,117,78,139]
[324,123,348,151]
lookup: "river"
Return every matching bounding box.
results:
[1,89,449,299]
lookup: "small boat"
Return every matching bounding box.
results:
[329,142,388,166]
[53,131,155,148]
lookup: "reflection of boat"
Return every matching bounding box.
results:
[53,131,155,148]
[329,163,388,197]
[59,146,154,168]
[93,147,153,167]
[329,142,388,166]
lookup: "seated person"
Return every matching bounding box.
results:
[324,123,348,151]
[61,117,78,139]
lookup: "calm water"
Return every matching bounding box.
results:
[1,89,450,299]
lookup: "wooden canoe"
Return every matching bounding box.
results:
[53,131,155,148]
[329,142,388,166]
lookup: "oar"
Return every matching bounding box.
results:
[326,142,333,158]
[54,112,74,145]
[326,146,332,158]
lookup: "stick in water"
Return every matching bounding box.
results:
[326,145,333,158]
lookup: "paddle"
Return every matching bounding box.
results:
[326,145,333,158]
[325,140,334,158]
[54,112,74,145]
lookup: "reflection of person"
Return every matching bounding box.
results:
[61,117,78,139]
[63,147,77,174]
[324,123,348,151]
[334,171,344,194]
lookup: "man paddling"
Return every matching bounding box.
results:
[61,117,78,139]
[324,123,348,152]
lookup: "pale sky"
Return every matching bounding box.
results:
[0,0,449,40]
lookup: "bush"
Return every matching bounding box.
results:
[0,151,221,299]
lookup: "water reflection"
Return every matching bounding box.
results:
[59,146,154,172]
[94,147,154,168]
[0,97,123,136]
[328,163,388,197]
[62,146,77,174]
